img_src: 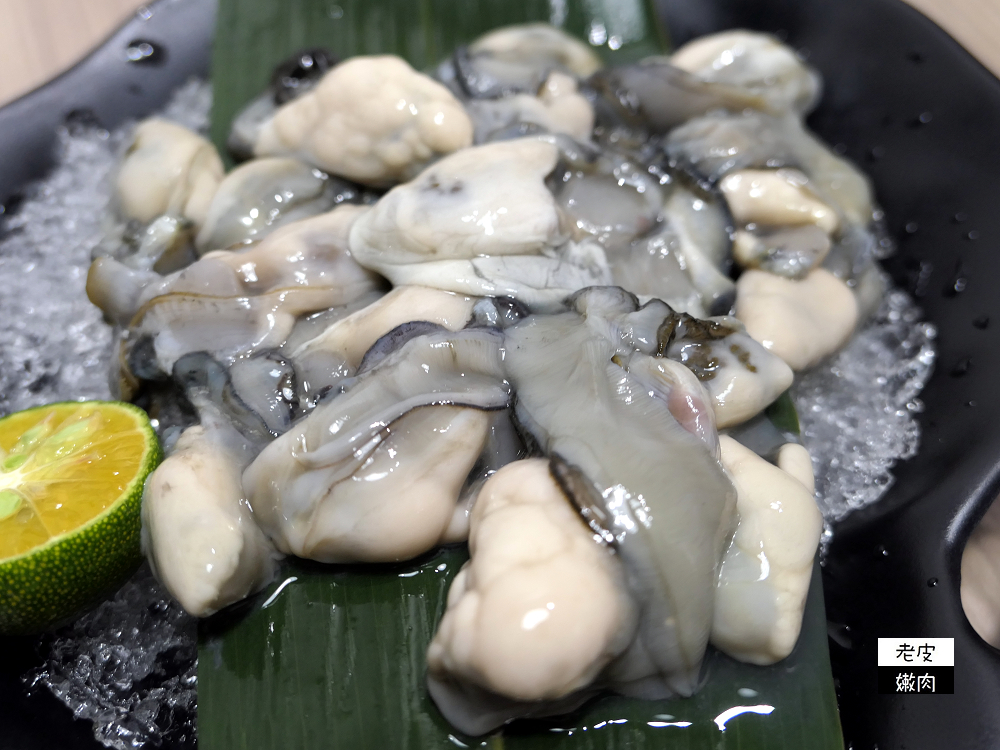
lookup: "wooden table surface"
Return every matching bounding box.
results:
[1,0,999,645]
[0,0,998,107]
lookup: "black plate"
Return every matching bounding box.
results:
[2,0,999,748]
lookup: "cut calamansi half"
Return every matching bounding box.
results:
[0,401,161,635]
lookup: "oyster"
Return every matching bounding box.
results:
[427,459,637,735]
[665,110,874,227]
[348,138,611,311]
[712,436,822,664]
[732,224,832,279]
[547,135,663,254]
[84,27,903,739]
[91,205,382,331]
[228,49,338,160]
[504,287,737,696]
[116,118,224,228]
[735,267,859,371]
[589,58,771,135]
[249,56,473,187]
[141,410,277,617]
[465,72,594,143]
[670,30,821,115]
[440,23,603,99]
[123,286,343,386]
[661,313,793,428]
[721,168,839,279]
[243,328,511,562]
[720,168,840,235]
[195,157,358,253]
[291,285,476,394]
[608,225,709,316]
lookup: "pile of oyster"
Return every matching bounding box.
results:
[87,25,885,734]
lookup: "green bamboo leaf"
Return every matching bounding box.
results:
[209,0,666,154]
[198,553,841,749]
[766,391,802,436]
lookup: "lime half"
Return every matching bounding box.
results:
[0,401,161,635]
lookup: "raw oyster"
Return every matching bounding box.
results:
[732,224,832,279]
[291,285,476,395]
[123,286,342,388]
[250,56,473,187]
[243,328,511,562]
[465,72,594,143]
[735,267,859,371]
[228,49,338,160]
[720,168,840,235]
[504,287,737,696]
[589,58,771,135]
[547,135,663,254]
[170,351,299,441]
[665,110,874,227]
[427,459,637,735]
[116,118,224,228]
[670,30,821,115]
[661,314,793,428]
[141,409,277,617]
[92,204,381,335]
[348,138,611,311]
[440,23,603,100]
[721,168,838,280]
[712,436,822,664]
[608,225,709,316]
[195,157,358,253]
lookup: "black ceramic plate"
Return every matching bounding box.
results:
[2,0,1000,748]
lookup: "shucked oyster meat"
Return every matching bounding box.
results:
[348,137,612,311]
[82,21,916,741]
[241,55,474,187]
[243,327,511,562]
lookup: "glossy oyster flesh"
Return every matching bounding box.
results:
[86,23,904,739]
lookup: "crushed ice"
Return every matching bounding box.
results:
[5,80,210,750]
[4,74,937,747]
[0,78,210,417]
[793,285,937,522]
[28,566,197,749]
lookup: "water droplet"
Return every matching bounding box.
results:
[125,39,165,65]
[828,622,855,649]
[328,4,344,19]
[953,212,969,223]
[906,259,933,297]
[943,277,967,297]
[588,20,608,46]
[966,400,977,408]
[868,145,886,162]
[834,142,848,154]
[973,315,989,329]
[878,544,889,557]
[927,577,938,587]
[918,111,933,124]
[967,229,981,240]
[905,221,919,234]
[950,358,972,377]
